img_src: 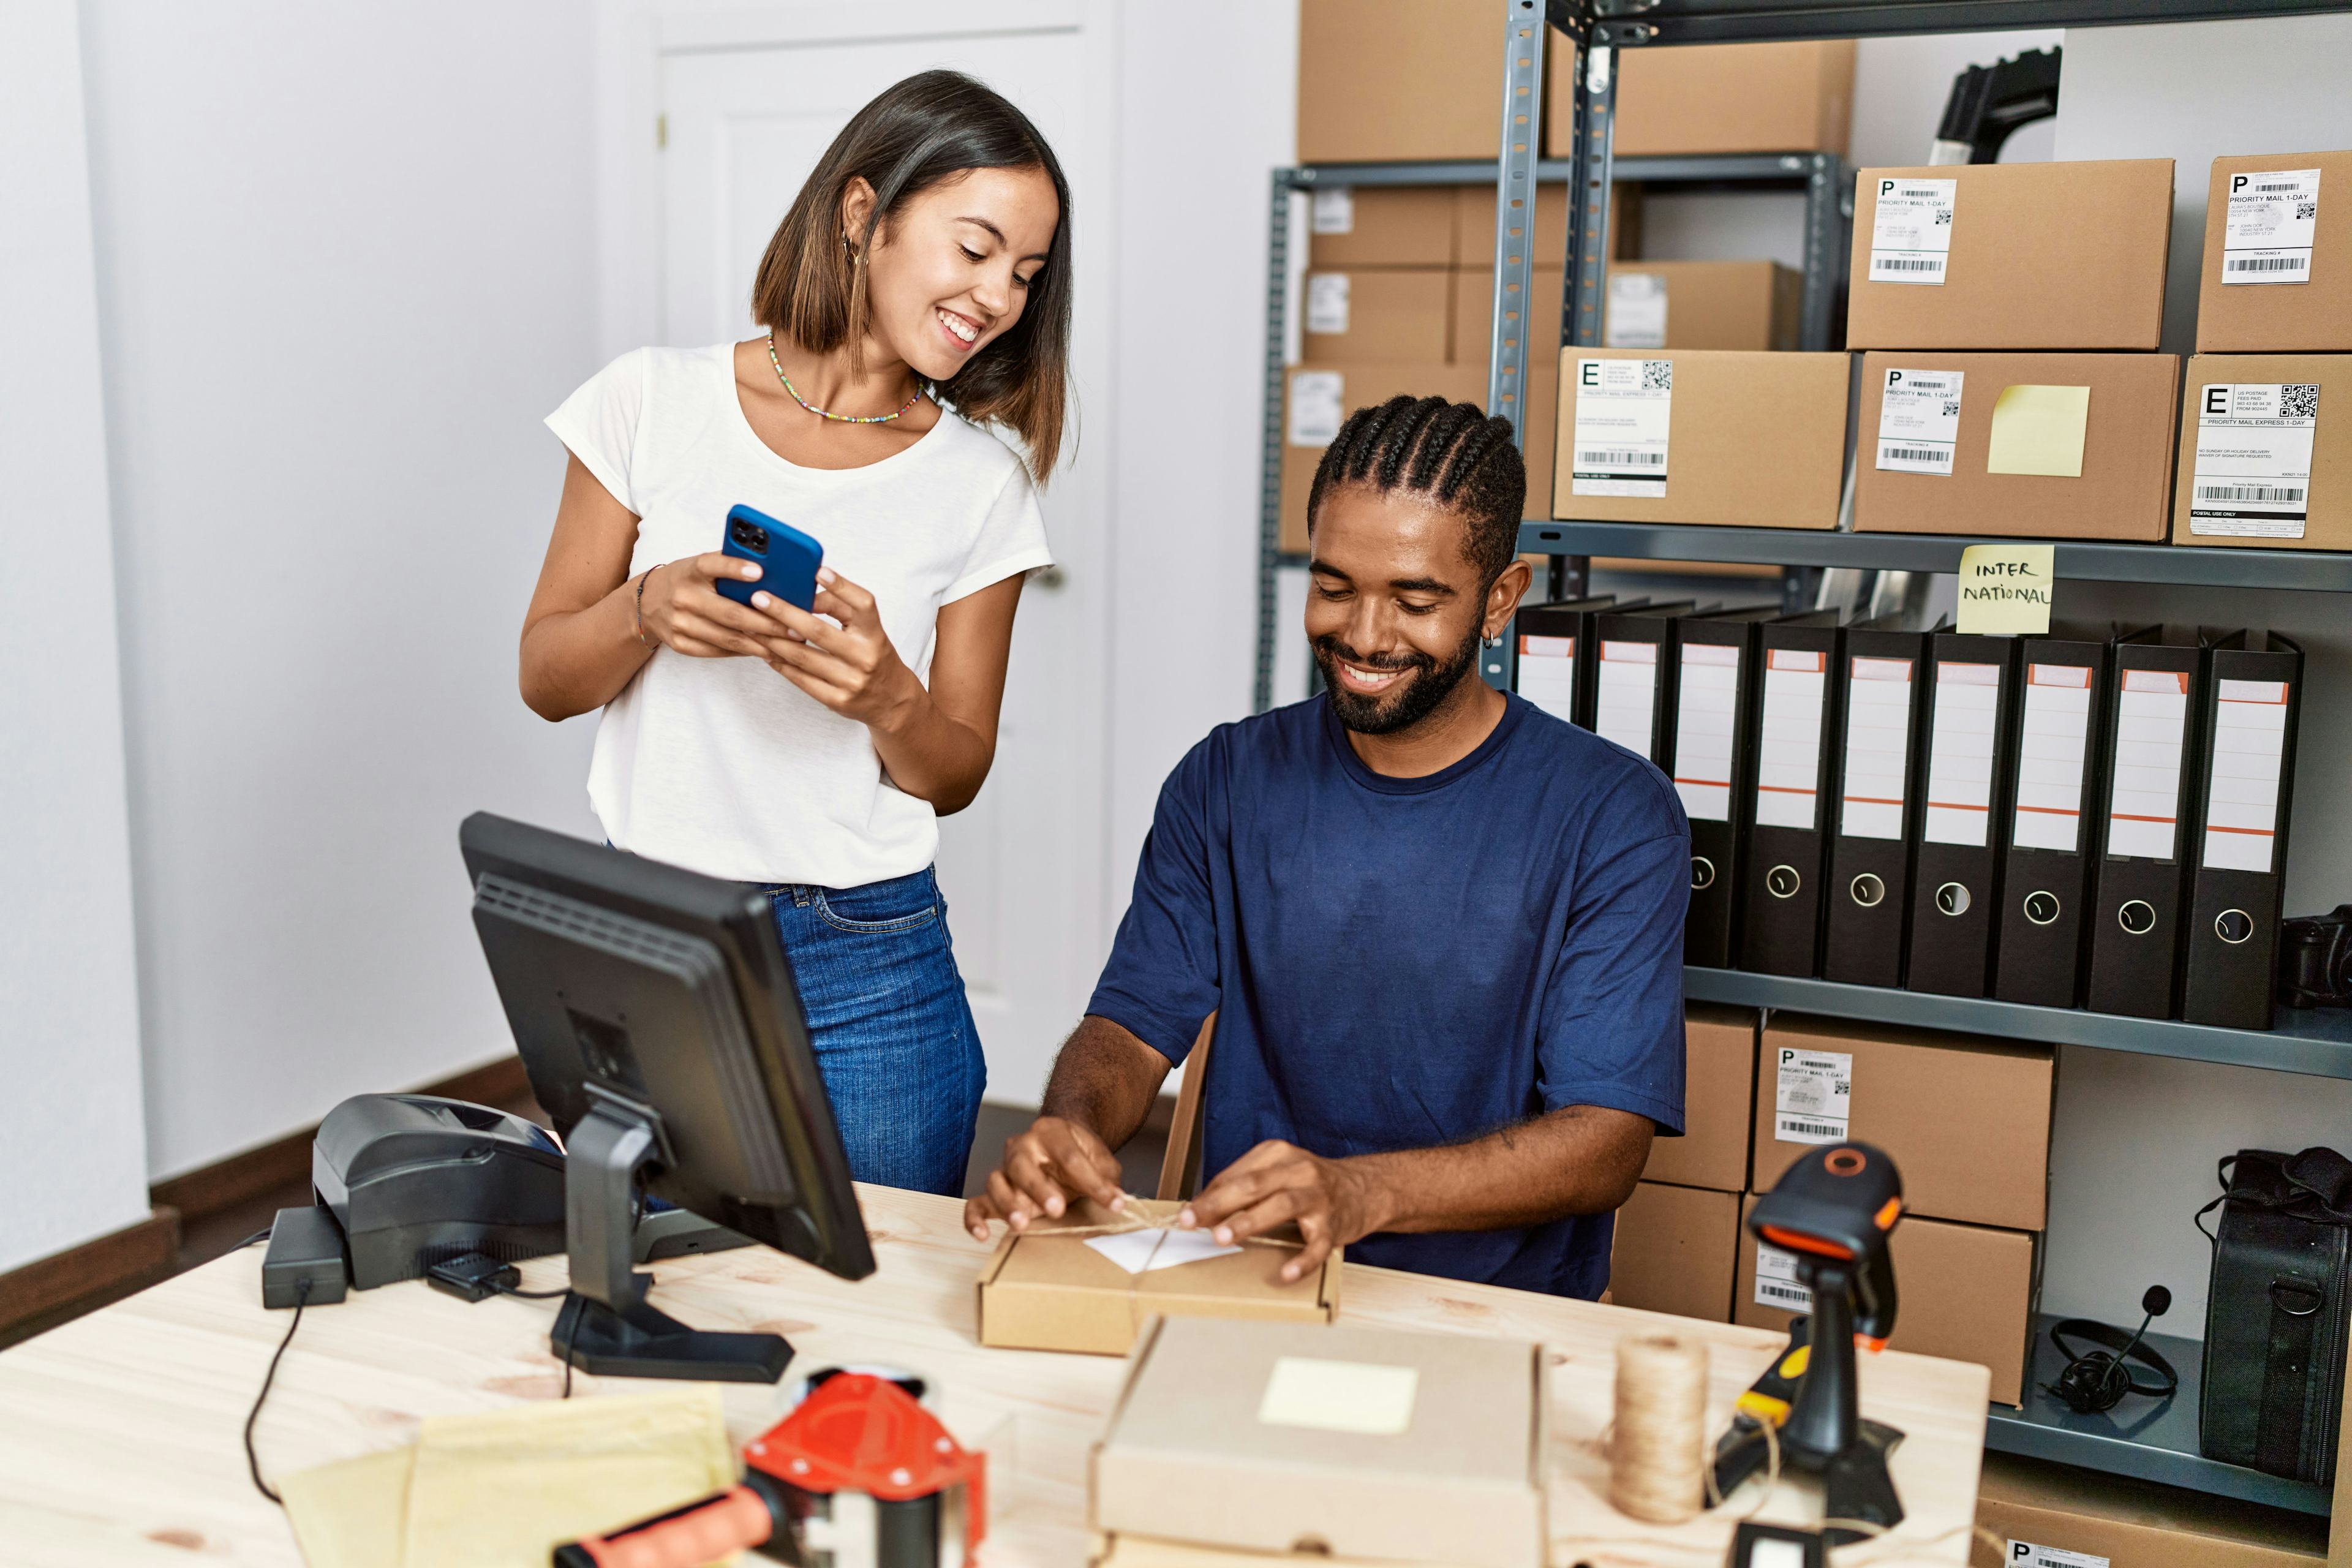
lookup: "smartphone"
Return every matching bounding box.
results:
[717,504,823,612]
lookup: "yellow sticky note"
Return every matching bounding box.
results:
[1958,544,2056,636]
[1986,383,2090,477]
[1257,1355,1419,1436]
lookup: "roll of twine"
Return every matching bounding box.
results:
[1609,1330,1709,1525]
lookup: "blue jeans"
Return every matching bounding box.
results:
[760,865,984,1197]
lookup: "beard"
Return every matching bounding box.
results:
[1313,619,1484,736]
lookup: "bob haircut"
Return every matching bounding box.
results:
[750,70,1072,483]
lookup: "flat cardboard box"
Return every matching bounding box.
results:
[1092,1316,1547,1568]
[1608,1180,1738,1322]
[1548,41,1855,159]
[1751,1013,2054,1231]
[1521,365,1556,517]
[2197,151,2352,353]
[1734,1194,2038,1405]
[976,1198,1340,1357]
[1456,181,1642,271]
[1280,362,1490,555]
[1970,1451,2328,1567]
[1297,0,1498,164]
[1550,350,1850,529]
[2171,353,2352,551]
[1853,350,2182,541]
[1604,261,1800,352]
[1847,160,2174,351]
[1303,269,1454,363]
[1306,186,1458,271]
[1645,1003,1756,1191]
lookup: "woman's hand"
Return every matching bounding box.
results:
[639,552,791,660]
[753,568,925,731]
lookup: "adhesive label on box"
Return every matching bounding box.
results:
[1868,177,1956,284]
[1874,368,1964,475]
[1310,187,1355,235]
[2005,1544,2109,1568]
[1289,371,1344,448]
[2222,167,2318,284]
[1604,273,1667,349]
[1774,1047,1851,1145]
[1306,273,1351,334]
[2189,382,2318,539]
[1569,358,1672,499]
[1754,1242,1809,1312]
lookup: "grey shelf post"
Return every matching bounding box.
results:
[1253,168,1299,715]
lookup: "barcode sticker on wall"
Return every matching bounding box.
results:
[2203,679,2290,873]
[1672,643,1740,823]
[1869,177,1956,284]
[1875,369,1963,476]
[2108,669,2189,861]
[1840,657,1913,840]
[1774,1047,1851,1145]
[1569,358,1672,499]
[1755,649,1826,831]
[2190,383,2318,540]
[2222,167,2318,285]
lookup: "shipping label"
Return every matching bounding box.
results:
[1306,273,1351,334]
[1868,177,1956,284]
[1774,1047,1852,1145]
[2189,382,2318,540]
[1310,187,1355,235]
[1875,368,1964,475]
[1288,371,1344,447]
[1604,272,1668,349]
[1754,1242,1809,1311]
[2222,167,2319,284]
[2005,1545,2109,1568]
[1569,358,1672,499]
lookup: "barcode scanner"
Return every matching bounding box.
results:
[2046,1285,2180,1414]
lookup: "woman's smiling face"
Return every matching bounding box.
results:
[851,165,1060,383]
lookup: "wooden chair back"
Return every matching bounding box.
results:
[1153,1014,1215,1201]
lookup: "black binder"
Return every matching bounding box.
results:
[1511,596,1618,728]
[1821,617,1930,990]
[2086,627,2209,1019]
[1736,611,1844,978]
[2182,630,2304,1030]
[1666,605,1781,968]
[1589,601,1697,761]
[1903,630,2019,998]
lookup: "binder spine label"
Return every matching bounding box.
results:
[2013,663,2095,853]
[1570,358,1672,498]
[1755,649,1827,830]
[1840,655,1915,839]
[1774,1047,1852,1145]
[2203,678,2290,873]
[1923,661,2002,848]
[2109,669,2190,861]
[1672,643,1740,823]
[2188,382,2318,539]
[1754,1241,1810,1310]
[1868,176,1956,284]
[1594,639,1661,758]
[1874,368,1964,476]
[1516,635,1577,724]
[2221,167,2319,285]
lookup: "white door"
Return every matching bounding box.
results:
[658,10,1114,1106]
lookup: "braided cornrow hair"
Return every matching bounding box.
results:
[1304,396,1526,586]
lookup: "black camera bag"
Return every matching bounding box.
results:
[2199,1147,2352,1483]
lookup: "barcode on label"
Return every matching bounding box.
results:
[2197,484,2306,502]
[1881,446,1947,462]
[1879,257,1943,272]
[1780,1118,1843,1139]
[1579,450,1665,466]
[2228,257,2309,273]
[2256,181,2304,192]
[1756,1278,1809,1308]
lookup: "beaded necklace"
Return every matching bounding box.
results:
[766,331,926,424]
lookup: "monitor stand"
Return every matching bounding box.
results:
[552,1095,792,1383]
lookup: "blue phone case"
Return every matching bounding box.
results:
[718,503,823,611]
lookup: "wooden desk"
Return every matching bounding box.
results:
[0,1186,1986,1566]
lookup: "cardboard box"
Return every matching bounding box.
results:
[975,1198,1339,1357]
[1751,1013,2054,1231]
[1521,364,1555,516]
[1093,1316,1547,1568]
[2197,151,2352,353]
[1457,181,1643,271]
[1297,0,1498,164]
[1280,362,1489,555]
[1970,1451,2329,1567]
[1853,351,2182,542]
[1847,160,2174,351]
[1550,350,1849,529]
[1547,42,1855,159]
[1608,1180,1738,1322]
[1645,1003,1756,1191]
[1604,261,1800,352]
[1306,186,1458,271]
[1734,1194,2038,1404]
[1303,269,1454,364]
[2171,353,2352,551]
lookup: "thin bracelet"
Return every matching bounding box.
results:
[633,564,660,648]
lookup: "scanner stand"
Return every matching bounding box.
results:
[551,1093,793,1384]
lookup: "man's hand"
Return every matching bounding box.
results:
[1177,1140,1394,1284]
[962,1115,1128,1241]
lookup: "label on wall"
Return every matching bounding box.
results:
[1306,273,1352,335]
[1310,187,1355,235]
[1868,177,1956,284]
[2221,167,2319,284]
[2005,1545,2109,1568]
[1774,1047,1851,1145]
[1289,371,1344,448]
[1875,368,1964,475]
[2189,382,2318,539]
[1570,358,1672,499]
[1754,1242,1809,1311]
[1604,273,1668,349]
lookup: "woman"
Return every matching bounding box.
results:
[518,70,1069,1197]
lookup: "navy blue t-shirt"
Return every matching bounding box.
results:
[1087,693,1690,1300]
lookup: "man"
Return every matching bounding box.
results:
[965,396,1689,1298]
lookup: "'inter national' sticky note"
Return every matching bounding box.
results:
[1986,384,2091,477]
[1957,543,2056,636]
[1257,1355,1420,1436]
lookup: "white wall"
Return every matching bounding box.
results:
[78,1,606,1179]
[0,1,153,1273]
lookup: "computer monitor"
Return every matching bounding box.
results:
[460,810,873,1382]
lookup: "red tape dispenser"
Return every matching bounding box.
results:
[552,1368,986,1568]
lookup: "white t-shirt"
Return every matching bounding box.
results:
[546,342,1053,888]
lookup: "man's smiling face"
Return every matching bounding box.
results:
[1305,483,1489,736]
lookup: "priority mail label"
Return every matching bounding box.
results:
[1875,368,1964,475]
[1869,177,1956,284]
[2222,167,2319,284]
[1570,358,1672,499]
[2006,1544,2109,1568]
[1604,272,1668,349]
[1774,1047,1851,1144]
[1754,1242,1809,1311]
[1306,273,1351,334]
[2189,382,2318,539]
[1288,371,1344,447]
[1310,187,1355,235]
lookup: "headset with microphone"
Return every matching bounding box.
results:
[2043,1285,2180,1414]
